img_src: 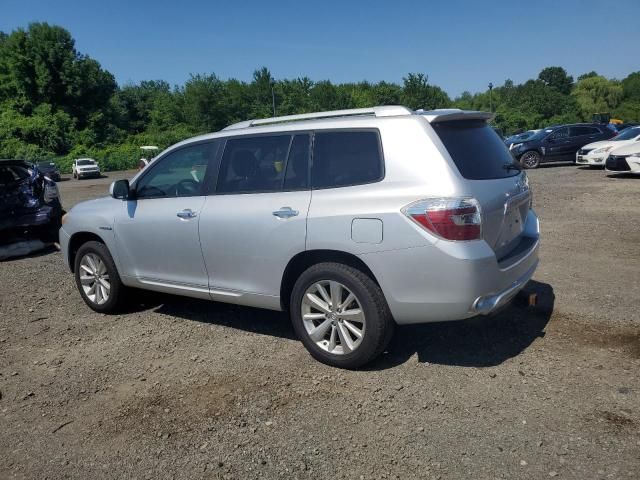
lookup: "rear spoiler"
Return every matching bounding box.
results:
[416,109,494,123]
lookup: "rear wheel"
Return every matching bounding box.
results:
[520,151,541,169]
[290,262,394,369]
[74,241,127,313]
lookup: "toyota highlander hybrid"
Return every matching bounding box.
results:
[59,106,540,368]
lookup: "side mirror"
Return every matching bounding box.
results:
[110,179,132,200]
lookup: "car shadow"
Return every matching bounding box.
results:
[149,297,297,340]
[367,280,554,370]
[606,173,639,179]
[0,240,58,262]
[137,280,554,370]
[536,162,577,169]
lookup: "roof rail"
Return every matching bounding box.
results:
[416,108,494,123]
[223,105,413,130]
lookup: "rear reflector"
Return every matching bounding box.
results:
[403,197,482,241]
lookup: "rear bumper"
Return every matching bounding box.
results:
[361,210,540,324]
[471,260,537,315]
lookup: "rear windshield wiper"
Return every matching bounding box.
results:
[503,163,522,172]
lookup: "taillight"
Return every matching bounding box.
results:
[403,197,482,241]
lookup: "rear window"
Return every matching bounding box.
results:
[0,165,31,185]
[312,131,383,189]
[432,120,520,179]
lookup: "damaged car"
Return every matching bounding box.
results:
[0,159,63,246]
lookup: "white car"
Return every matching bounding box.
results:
[72,158,101,179]
[576,126,640,167]
[605,142,640,175]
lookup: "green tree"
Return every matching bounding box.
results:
[538,66,573,95]
[401,73,450,110]
[572,75,623,118]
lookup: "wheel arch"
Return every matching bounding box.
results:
[67,231,107,273]
[280,249,380,311]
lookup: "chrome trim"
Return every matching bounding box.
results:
[272,207,299,219]
[177,209,197,219]
[471,260,538,315]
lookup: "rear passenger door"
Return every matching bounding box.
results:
[569,126,601,155]
[198,133,311,305]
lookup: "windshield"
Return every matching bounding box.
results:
[77,159,96,166]
[37,162,56,167]
[613,127,640,141]
[433,120,521,180]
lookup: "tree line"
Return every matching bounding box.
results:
[1,23,639,172]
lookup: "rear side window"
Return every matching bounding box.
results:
[311,131,383,189]
[570,126,599,136]
[217,135,292,194]
[432,120,520,180]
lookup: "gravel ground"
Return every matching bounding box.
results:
[1,166,639,479]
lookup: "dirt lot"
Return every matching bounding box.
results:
[1,166,639,479]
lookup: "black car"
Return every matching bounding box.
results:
[0,160,63,245]
[510,123,616,168]
[36,161,61,181]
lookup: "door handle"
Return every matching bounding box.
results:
[177,209,197,219]
[272,207,299,219]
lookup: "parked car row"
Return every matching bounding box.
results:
[577,125,640,174]
[508,123,616,168]
[503,122,640,175]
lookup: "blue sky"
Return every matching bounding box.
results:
[2,0,639,97]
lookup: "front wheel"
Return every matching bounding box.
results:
[520,151,541,169]
[74,241,127,313]
[290,262,394,369]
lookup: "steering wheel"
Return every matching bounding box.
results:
[175,178,200,196]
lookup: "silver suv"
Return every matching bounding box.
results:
[60,106,539,368]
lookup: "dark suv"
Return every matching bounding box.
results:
[510,124,616,168]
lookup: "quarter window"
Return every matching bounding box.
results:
[311,131,383,189]
[570,126,597,136]
[135,141,219,199]
[217,135,292,194]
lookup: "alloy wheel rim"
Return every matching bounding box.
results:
[522,152,538,168]
[301,280,366,355]
[79,253,110,305]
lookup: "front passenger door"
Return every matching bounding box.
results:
[114,141,220,293]
[544,127,571,162]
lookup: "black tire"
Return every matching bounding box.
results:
[520,150,541,169]
[74,240,127,313]
[290,262,394,369]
